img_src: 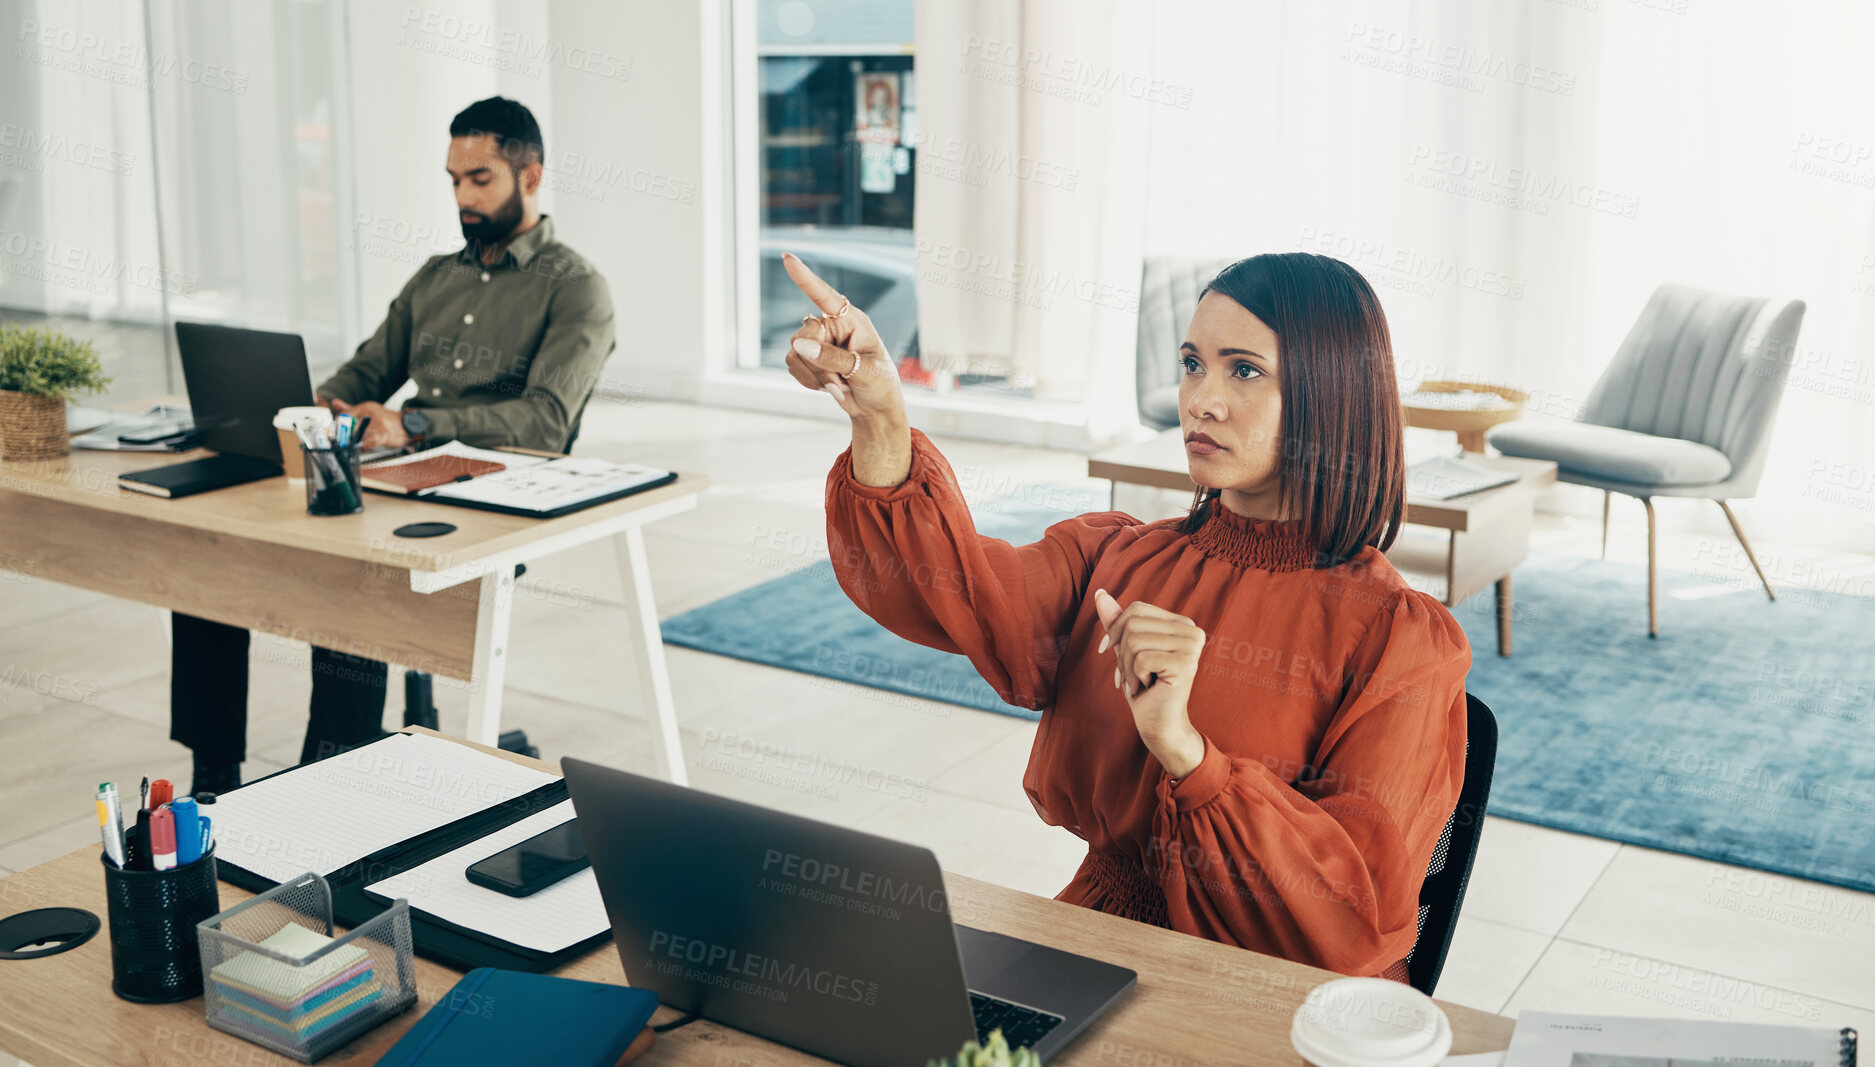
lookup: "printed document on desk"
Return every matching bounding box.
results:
[423,456,676,517]
[365,800,608,954]
[212,733,557,884]
[1502,1012,1857,1067]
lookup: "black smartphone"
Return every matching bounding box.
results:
[464,819,590,897]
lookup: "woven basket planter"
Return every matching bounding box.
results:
[0,389,70,461]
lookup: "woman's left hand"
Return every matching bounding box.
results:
[1092,589,1208,778]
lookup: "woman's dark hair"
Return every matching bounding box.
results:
[1172,252,1405,568]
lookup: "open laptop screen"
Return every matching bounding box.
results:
[174,321,316,465]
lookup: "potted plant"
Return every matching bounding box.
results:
[0,323,113,461]
[926,1030,1041,1067]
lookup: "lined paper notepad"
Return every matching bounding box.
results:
[213,733,558,884]
[365,801,610,954]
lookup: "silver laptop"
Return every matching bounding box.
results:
[563,758,1136,1066]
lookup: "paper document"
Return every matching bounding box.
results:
[212,733,557,884]
[1503,1012,1854,1067]
[70,403,194,450]
[365,800,608,954]
[1407,455,1519,500]
[425,456,672,511]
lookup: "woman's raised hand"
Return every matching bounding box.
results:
[781,252,906,426]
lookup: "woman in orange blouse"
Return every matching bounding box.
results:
[780,251,1469,982]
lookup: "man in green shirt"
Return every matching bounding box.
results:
[172,97,615,793]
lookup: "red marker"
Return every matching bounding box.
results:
[149,779,174,809]
[151,807,177,871]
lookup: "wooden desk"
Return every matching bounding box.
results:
[1086,429,1558,655]
[0,729,1516,1066]
[0,434,707,783]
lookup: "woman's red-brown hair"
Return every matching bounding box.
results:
[1172,253,1405,568]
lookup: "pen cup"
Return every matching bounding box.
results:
[302,442,364,516]
[101,845,221,1003]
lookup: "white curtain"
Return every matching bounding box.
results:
[919,0,1875,552]
[0,0,165,323]
[913,0,1156,444]
[0,0,355,370]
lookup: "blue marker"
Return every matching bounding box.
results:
[200,815,213,856]
[171,797,201,864]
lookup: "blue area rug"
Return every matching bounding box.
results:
[660,490,1875,893]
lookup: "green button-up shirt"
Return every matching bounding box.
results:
[316,216,614,453]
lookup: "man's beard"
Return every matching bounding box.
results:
[459,184,525,248]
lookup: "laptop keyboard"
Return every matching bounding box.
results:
[969,991,1064,1052]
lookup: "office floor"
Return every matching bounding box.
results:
[2,394,1872,1045]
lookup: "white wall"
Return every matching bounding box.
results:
[342,0,729,398]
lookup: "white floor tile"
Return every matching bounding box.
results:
[1558,844,1875,1011]
[851,790,1089,900]
[1503,938,1875,1028]
[1459,818,1620,935]
[1432,916,1551,1014]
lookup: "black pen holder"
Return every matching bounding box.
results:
[101,846,220,1002]
[302,443,364,516]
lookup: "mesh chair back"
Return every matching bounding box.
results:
[1405,693,1498,996]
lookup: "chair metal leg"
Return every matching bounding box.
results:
[1642,496,1658,638]
[1717,500,1776,601]
[1600,490,1611,560]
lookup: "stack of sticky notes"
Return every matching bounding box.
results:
[208,924,383,1048]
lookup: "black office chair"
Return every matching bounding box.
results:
[1404,693,1498,996]
[400,400,595,758]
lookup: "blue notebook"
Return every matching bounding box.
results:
[377,968,659,1066]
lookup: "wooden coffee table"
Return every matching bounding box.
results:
[1087,429,1556,656]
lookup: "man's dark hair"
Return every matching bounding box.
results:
[449,96,544,171]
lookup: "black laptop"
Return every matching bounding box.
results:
[562,758,1136,1066]
[119,323,316,498]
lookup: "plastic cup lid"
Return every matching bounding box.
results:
[273,406,332,429]
[1290,977,1453,1067]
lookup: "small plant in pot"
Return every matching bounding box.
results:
[0,323,113,461]
[926,1029,1041,1067]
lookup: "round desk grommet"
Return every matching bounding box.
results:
[0,906,102,960]
[393,522,458,538]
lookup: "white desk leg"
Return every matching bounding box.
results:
[615,525,688,785]
[465,568,515,748]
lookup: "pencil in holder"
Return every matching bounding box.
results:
[100,845,221,1003]
[301,442,364,516]
[196,871,417,1063]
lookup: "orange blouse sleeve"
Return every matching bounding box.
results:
[1148,589,1471,976]
[825,426,1135,712]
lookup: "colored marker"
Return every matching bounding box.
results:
[133,809,152,870]
[151,807,177,871]
[149,779,174,809]
[171,797,201,865]
[200,816,213,856]
[96,783,126,868]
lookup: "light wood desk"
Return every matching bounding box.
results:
[1087,428,1557,655]
[0,728,1516,1066]
[0,431,707,783]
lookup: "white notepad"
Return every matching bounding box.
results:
[364,800,610,954]
[212,733,558,884]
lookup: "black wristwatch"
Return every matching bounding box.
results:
[401,407,431,444]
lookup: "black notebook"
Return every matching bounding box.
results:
[210,732,611,973]
[119,453,283,499]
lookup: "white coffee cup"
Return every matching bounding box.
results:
[1291,976,1453,1067]
[273,406,333,483]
